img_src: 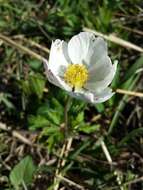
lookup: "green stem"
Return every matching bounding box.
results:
[64,96,71,136]
[22,181,28,190]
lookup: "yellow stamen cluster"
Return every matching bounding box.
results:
[64,64,88,89]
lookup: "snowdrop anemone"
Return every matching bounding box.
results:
[44,32,117,103]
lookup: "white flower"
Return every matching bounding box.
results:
[44,32,117,103]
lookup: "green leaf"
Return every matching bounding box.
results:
[78,124,100,134]
[76,112,84,123]
[0,93,14,109]
[38,107,62,125]
[27,59,42,70]
[45,109,61,125]
[42,125,60,135]
[111,61,120,89]
[10,156,36,189]
[41,126,64,152]
[95,103,105,113]
[119,128,143,146]
[21,74,46,99]
[28,115,50,130]
[123,56,143,82]
[108,73,140,135]
[29,74,45,99]
[71,139,91,159]
[0,20,7,27]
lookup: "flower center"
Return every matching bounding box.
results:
[64,64,88,89]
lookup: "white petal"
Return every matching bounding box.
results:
[85,57,117,91]
[68,90,94,103]
[92,88,114,103]
[68,32,96,65]
[68,88,114,104]
[68,32,107,67]
[89,37,107,68]
[44,60,71,91]
[48,39,70,75]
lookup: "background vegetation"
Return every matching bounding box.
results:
[0,0,143,189]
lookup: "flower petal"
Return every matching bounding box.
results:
[44,59,71,91]
[85,57,118,91]
[89,37,108,68]
[68,32,95,64]
[68,88,114,103]
[92,87,114,103]
[68,32,107,66]
[48,39,70,75]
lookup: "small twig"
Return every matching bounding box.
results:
[0,156,11,170]
[0,122,32,146]
[13,35,50,54]
[123,176,143,186]
[104,176,143,190]
[37,21,51,40]
[91,114,101,122]
[117,25,143,36]
[53,96,73,190]
[0,33,45,61]
[5,141,16,162]
[100,140,125,190]
[59,187,65,190]
[13,131,32,145]
[54,138,73,190]
[55,143,67,177]
[83,27,143,53]
[78,154,117,166]
[56,175,86,190]
[116,89,143,97]
[61,137,73,167]
[100,140,113,166]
